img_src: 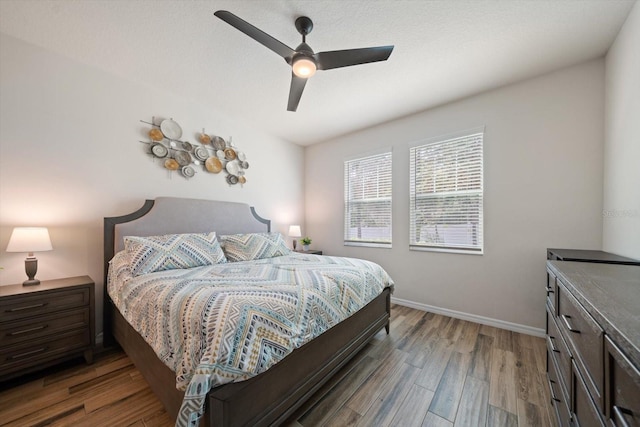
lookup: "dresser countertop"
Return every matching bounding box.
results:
[0,275,94,297]
[547,248,640,265]
[547,261,640,367]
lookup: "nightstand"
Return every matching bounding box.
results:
[295,249,323,255]
[0,275,95,381]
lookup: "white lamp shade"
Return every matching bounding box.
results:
[288,225,302,238]
[6,227,53,253]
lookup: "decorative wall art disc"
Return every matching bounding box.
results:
[160,119,182,140]
[164,158,179,170]
[212,136,226,150]
[205,157,223,173]
[182,165,195,178]
[151,143,168,158]
[194,147,209,161]
[149,128,164,141]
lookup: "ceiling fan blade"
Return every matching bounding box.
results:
[287,73,308,112]
[315,46,394,70]
[214,10,295,59]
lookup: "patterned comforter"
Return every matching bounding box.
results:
[107,251,394,427]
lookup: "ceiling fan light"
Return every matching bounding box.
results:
[292,57,316,78]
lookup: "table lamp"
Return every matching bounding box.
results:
[288,225,301,251]
[6,227,53,286]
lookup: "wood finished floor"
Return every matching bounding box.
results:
[0,304,554,427]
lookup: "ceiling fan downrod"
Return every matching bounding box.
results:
[295,16,313,43]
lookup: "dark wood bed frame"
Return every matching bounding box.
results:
[103,198,391,426]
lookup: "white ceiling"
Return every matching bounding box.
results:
[0,0,635,146]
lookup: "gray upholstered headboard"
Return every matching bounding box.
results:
[113,197,270,253]
[102,197,270,346]
[104,197,270,285]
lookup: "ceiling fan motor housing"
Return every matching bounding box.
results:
[293,41,314,58]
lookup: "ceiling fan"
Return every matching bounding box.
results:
[214,10,394,112]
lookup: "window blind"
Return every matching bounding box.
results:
[344,151,392,247]
[410,132,483,253]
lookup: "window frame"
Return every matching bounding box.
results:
[409,128,484,255]
[343,149,393,248]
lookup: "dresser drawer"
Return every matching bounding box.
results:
[547,305,572,397]
[0,287,90,322]
[0,328,91,376]
[573,360,605,427]
[0,307,90,347]
[557,281,604,409]
[605,336,640,427]
[548,346,572,427]
[547,269,558,315]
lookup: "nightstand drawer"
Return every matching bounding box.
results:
[1,307,90,347]
[0,328,91,376]
[0,287,90,322]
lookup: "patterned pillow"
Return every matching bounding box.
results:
[124,232,226,276]
[220,232,291,262]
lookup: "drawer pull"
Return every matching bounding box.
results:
[7,325,48,336]
[6,303,47,312]
[545,286,554,295]
[613,405,632,427]
[547,378,561,402]
[7,347,48,360]
[561,314,580,333]
[548,336,560,353]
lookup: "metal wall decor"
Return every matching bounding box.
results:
[139,117,249,185]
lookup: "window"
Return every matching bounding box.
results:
[344,151,392,247]
[410,130,484,253]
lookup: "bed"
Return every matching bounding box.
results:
[103,197,392,426]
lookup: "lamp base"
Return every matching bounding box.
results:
[23,256,40,286]
[292,239,298,251]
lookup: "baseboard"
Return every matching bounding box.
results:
[390,296,545,338]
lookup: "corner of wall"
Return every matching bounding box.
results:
[603,1,640,259]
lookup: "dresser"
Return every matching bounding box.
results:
[0,276,95,381]
[546,260,640,427]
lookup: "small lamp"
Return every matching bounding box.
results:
[6,227,53,286]
[288,225,302,251]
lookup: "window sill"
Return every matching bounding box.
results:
[344,242,392,249]
[410,246,483,255]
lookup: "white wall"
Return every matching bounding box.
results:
[305,60,605,332]
[604,1,640,259]
[0,33,305,336]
